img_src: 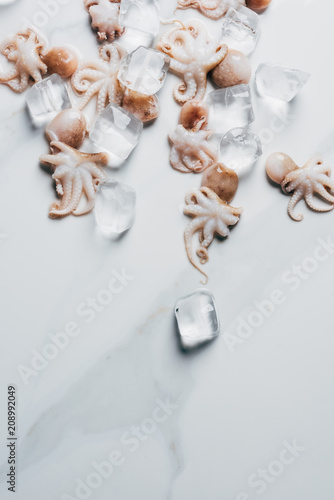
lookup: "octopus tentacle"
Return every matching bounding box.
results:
[84,162,106,180]
[173,73,197,104]
[54,175,73,211]
[206,44,228,71]
[177,0,245,19]
[201,218,216,247]
[77,80,105,111]
[287,187,305,221]
[0,67,19,82]
[316,173,334,192]
[184,216,209,283]
[305,182,334,213]
[73,170,98,216]
[50,172,83,218]
[5,74,29,93]
[72,68,107,92]
[281,169,300,189]
[97,80,109,115]
[314,183,334,204]
[169,58,190,74]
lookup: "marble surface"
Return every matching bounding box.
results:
[1,0,334,499]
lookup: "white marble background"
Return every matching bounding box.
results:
[1,0,334,499]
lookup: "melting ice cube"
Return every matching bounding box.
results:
[206,84,254,134]
[118,46,170,96]
[221,6,260,56]
[219,127,262,175]
[89,104,143,164]
[255,63,310,102]
[175,289,220,350]
[26,74,71,127]
[94,179,136,235]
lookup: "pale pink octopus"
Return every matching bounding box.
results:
[0,28,47,93]
[169,121,217,173]
[184,187,242,282]
[71,43,126,116]
[157,19,228,104]
[176,0,245,19]
[266,153,334,221]
[84,0,124,42]
[40,141,108,218]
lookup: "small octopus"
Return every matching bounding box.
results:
[169,124,217,173]
[176,0,245,19]
[266,153,334,221]
[71,43,126,116]
[0,28,47,93]
[184,187,242,282]
[157,19,228,104]
[84,0,124,42]
[40,141,108,218]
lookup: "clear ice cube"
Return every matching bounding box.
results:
[118,47,170,96]
[255,63,310,102]
[118,27,155,53]
[119,0,160,35]
[175,289,220,350]
[89,104,143,164]
[219,127,262,175]
[206,84,254,134]
[221,6,260,56]
[26,74,71,127]
[94,179,136,235]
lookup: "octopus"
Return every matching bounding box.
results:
[266,152,334,221]
[0,28,47,93]
[84,0,124,42]
[157,19,228,104]
[176,0,245,19]
[169,124,217,173]
[184,187,242,282]
[71,43,126,116]
[40,141,108,218]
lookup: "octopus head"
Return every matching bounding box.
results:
[157,22,195,63]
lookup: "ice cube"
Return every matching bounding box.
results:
[219,127,262,175]
[119,0,160,35]
[89,104,143,164]
[118,47,170,96]
[175,289,220,350]
[221,6,260,56]
[206,84,254,134]
[94,179,136,235]
[255,63,310,102]
[26,74,71,127]
[118,28,155,52]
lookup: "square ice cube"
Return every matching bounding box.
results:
[175,289,220,350]
[255,63,310,102]
[26,74,71,127]
[118,46,170,95]
[94,180,136,235]
[219,127,262,176]
[206,84,254,134]
[119,0,160,35]
[89,104,143,163]
[221,6,260,56]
